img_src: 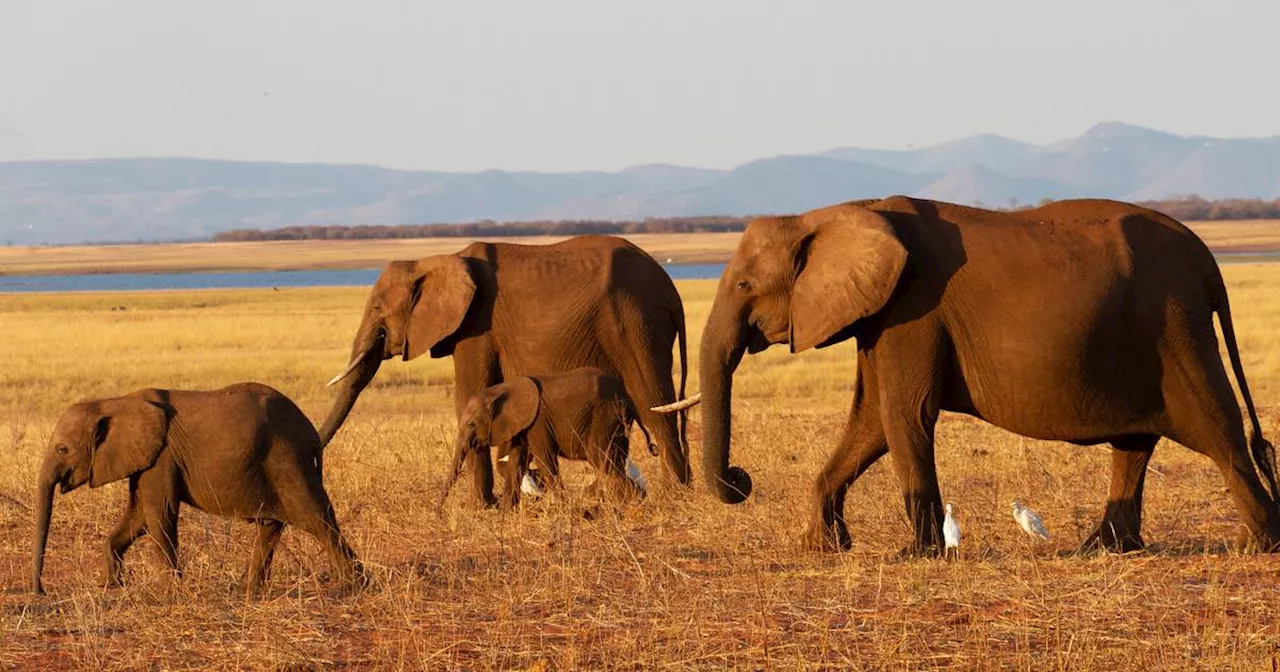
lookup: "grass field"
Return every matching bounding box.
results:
[2,218,1279,277]
[2,267,1280,669]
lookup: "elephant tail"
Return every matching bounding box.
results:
[1209,266,1279,503]
[627,398,658,457]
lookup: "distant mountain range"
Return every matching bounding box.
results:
[3,121,1279,245]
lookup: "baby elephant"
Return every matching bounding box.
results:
[439,368,652,510]
[32,382,364,597]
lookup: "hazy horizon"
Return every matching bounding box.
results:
[4,1,1279,173]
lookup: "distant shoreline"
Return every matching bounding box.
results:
[2,223,1278,277]
[0,232,743,277]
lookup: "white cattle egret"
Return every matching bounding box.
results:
[520,472,545,498]
[943,502,961,560]
[1012,500,1050,540]
[625,458,647,493]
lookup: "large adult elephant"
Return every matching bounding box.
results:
[320,235,691,507]
[679,195,1279,554]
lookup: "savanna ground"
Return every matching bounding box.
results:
[1,266,1280,669]
[2,218,1278,276]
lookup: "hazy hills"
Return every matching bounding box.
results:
[3,122,1279,244]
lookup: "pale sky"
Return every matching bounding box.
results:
[2,0,1277,172]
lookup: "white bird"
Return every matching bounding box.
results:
[1012,500,1050,540]
[520,471,545,498]
[943,502,961,560]
[625,457,647,493]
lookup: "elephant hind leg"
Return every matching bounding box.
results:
[1165,345,1280,551]
[611,347,690,486]
[1173,422,1280,551]
[284,486,366,592]
[1080,435,1157,554]
[243,520,285,598]
[596,431,646,505]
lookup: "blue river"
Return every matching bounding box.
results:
[2,252,1276,294]
[0,263,729,293]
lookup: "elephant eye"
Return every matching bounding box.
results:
[56,444,69,455]
[736,280,750,291]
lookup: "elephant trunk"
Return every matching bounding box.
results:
[318,328,386,447]
[437,427,476,512]
[31,455,62,594]
[698,311,753,504]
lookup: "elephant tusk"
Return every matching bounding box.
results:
[650,393,701,413]
[326,356,365,388]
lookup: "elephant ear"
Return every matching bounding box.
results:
[790,205,907,353]
[405,256,477,360]
[89,397,169,488]
[486,377,541,446]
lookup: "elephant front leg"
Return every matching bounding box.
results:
[102,486,146,588]
[137,469,183,582]
[1081,436,1158,554]
[496,442,525,510]
[802,406,888,553]
[883,406,944,557]
[469,446,499,509]
[142,500,182,580]
[454,344,502,509]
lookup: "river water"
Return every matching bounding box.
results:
[3,252,1278,294]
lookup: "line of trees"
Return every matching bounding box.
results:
[212,196,1280,242]
[213,216,749,242]
[1132,196,1280,222]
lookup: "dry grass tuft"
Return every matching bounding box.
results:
[2,267,1280,669]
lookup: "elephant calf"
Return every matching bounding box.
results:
[32,382,365,597]
[438,367,652,509]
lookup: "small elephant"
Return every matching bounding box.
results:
[438,367,652,510]
[31,382,365,597]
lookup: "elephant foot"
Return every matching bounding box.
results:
[800,520,852,553]
[1233,526,1280,554]
[242,581,266,600]
[326,582,364,599]
[1078,522,1145,555]
[101,567,125,590]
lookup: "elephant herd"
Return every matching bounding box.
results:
[30,195,1280,597]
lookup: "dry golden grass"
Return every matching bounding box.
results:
[1187,219,1280,253]
[2,218,1278,277]
[2,267,1280,669]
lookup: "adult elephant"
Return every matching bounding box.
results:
[678,195,1279,554]
[320,235,691,507]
